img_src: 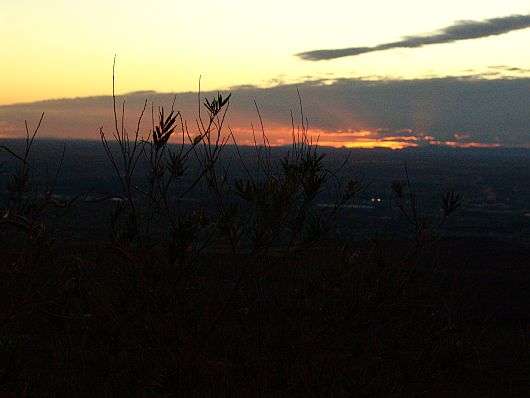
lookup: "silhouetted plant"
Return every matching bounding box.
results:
[391,163,462,247]
[204,92,231,117]
[441,188,462,216]
[4,68,521,398]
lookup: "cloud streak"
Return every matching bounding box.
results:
[297,14,530,61]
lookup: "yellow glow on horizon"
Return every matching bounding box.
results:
[161,123,507,150]
[307,129,420,149]
[342,140,418,150]
[228,126,421,150]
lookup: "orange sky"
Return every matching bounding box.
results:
[2,2,530,147]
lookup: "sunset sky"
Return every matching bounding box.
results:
[2,0,530,148]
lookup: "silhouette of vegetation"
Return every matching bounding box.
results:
[0,75,528,397]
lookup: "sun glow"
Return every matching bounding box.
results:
[227,126,502,150]
[306,129,420,150]
[331,140,418,150]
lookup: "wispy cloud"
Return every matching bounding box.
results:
[297,14,530,61]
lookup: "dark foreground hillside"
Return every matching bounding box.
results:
[1,138,529,397]
[1,236,529,397]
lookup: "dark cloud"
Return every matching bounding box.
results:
[297,14,530,61]
[245,77,530,146]
[1,77,530,147]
